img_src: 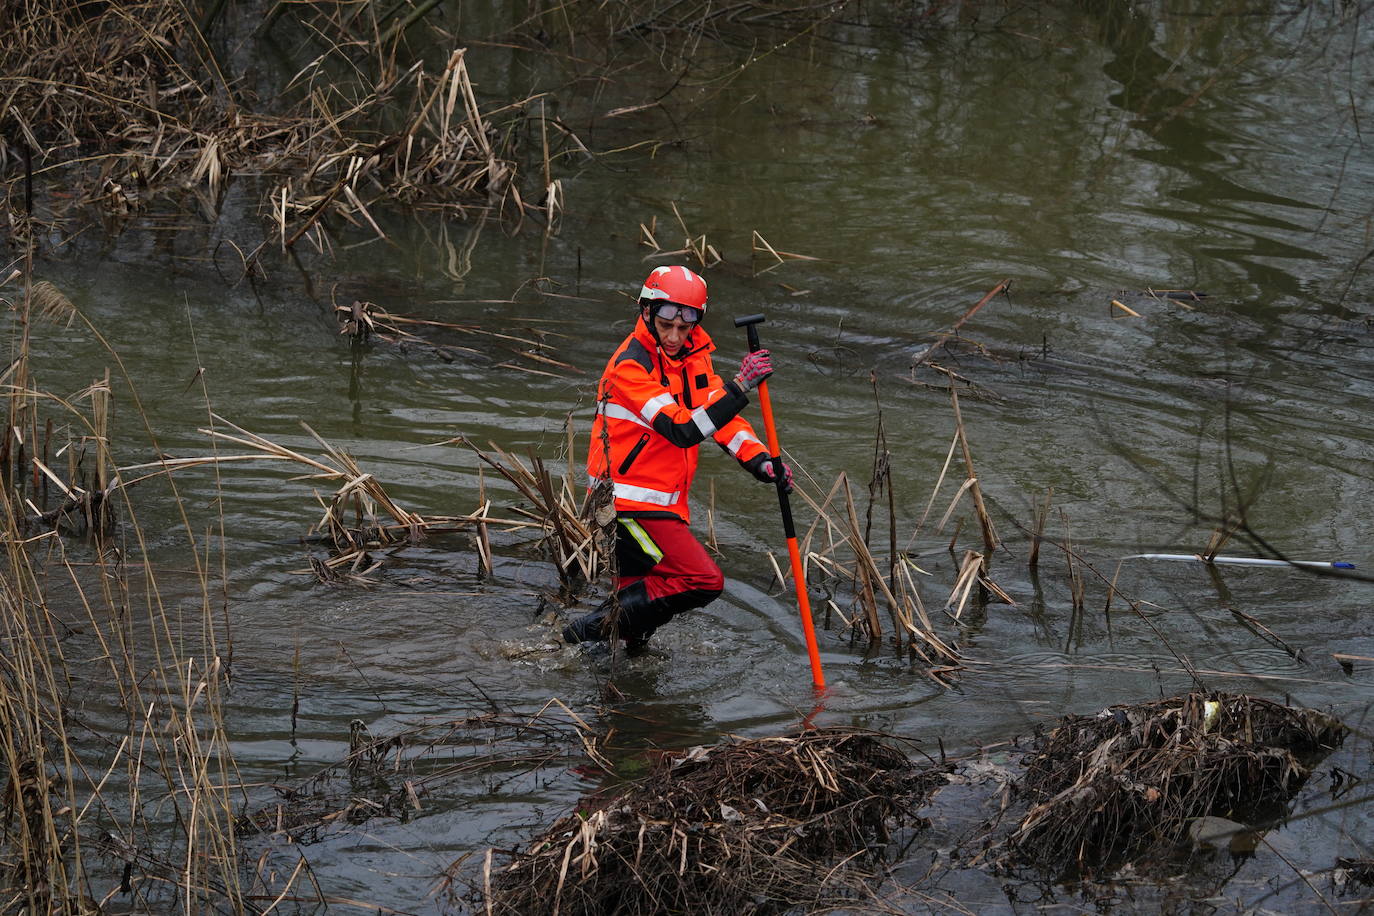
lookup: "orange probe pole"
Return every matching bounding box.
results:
[735,314,826,691]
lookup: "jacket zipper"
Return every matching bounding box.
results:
[618,433,651,474]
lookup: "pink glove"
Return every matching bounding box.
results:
[735,349,773,391]
[745,454,793,493]
[761,459,793,494]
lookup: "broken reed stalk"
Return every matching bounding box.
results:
[1060,508,1086,612]
[947,550,984,621]
[864,373,898,595]
[335,300,581,376]
[911,278,1011,371]
[1028,486,1052,571]
[476,466,493,577]
[841,473,884,648]
[947,381,998,558]
[461,438,603,596]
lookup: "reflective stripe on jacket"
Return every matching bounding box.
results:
[587,319,767,523]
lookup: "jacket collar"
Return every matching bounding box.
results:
[632,315,715,365]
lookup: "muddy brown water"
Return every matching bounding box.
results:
[13,3,1374,911]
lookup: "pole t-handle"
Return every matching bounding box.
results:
[735,313,765,353]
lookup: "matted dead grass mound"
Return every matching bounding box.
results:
[482,728,947,915]
[1009,691,1347,878]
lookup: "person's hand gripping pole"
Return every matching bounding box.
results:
[734,313,826,692]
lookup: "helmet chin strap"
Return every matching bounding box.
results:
[641,305,659,345]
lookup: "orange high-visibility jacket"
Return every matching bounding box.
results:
[588,319,768,523]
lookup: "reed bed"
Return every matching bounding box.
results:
[480,727,946,915]
[2,0,890,251]
[1,0,536,251]
[1009,692,1347,879]
[0,274,249,911]
[133,415,609,597]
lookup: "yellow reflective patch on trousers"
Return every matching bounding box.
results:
[619,519,664,564]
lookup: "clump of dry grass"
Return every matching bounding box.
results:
[1009,692,1346,879]
[480,728,946,915]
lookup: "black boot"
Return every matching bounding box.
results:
[612,581,672,652]
[563,582,669,650]
[561,599,612,644]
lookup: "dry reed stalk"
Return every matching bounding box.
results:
[911,278,1011,372]
[476,467,493,577]
[335,299,580,373]
[1103,558,1123,616]
[909,430,960,545]
[657,201,720,269]
[119,419,543,588]
[1202,519,1238,561]
[1060,508,1085,612]
[750,231,819,276]
[865,373,898,594]
[947,550,983,621]
[797,473,849,567]
[947,383,998,558]
[840,473,884,647]
[639,217,661,252]
[1028,486,1053,570]
[799,471,959,673]
[460,438,603,597]
[894,559,961,673]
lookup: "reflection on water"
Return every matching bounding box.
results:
[18,2,1374,909]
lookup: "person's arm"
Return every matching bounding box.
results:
[610,360,750,449]
[703,361,794,493]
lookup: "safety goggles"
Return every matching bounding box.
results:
[652,303,703,324]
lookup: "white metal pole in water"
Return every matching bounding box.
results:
[1124,553,1355,570]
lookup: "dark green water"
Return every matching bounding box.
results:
[13,2,1374,910]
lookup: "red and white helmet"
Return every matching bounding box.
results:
[639,265,708,315]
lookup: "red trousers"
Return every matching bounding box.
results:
[615,516,723,612]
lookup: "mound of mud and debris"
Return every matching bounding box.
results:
[482,728,948,915]
[1007,692,1347,878]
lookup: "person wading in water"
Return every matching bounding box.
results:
[565,265,792,653]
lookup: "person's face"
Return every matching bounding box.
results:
[652,314,696,356]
